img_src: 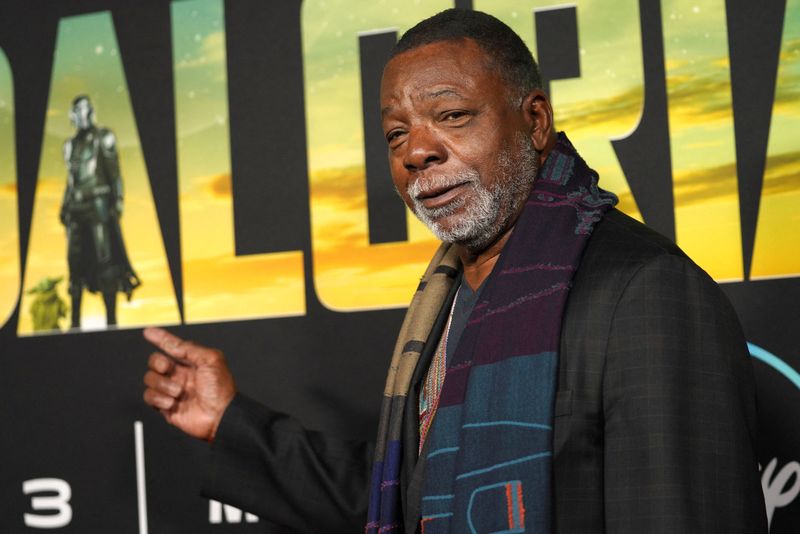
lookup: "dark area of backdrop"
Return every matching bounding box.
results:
[0,0,798,532]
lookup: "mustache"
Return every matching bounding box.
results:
[406,169,481,199]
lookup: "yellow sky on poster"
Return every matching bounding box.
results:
[172,0,306,323]
[751,0,800,279]
[0,49,20,328]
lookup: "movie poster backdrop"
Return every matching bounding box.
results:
[0,0,797,532]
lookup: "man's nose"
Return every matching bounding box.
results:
[403,127,446,172]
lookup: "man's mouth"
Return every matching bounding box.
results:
[414,181,471,210]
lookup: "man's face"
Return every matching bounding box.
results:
[69,98,93,130]
[380,39,539,252]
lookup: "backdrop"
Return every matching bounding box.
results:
[0,0,798,532]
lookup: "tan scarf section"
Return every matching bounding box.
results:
[383,243,460,399]
[368,242,460,522]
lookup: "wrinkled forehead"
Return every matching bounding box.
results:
[381,39,502,102]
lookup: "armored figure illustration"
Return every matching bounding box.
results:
[60,95,140,329]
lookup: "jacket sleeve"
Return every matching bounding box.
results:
[602,253,767,533]
[201,393,374,533]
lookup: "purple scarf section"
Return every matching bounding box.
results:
[438,132,619,406]
[367,133,617,533]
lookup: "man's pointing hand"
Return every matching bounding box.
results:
[142,327,236,442]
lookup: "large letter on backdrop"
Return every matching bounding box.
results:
[301,0,450,311]
[0,48,19,330]
[172,0,306,322]
[19,11,180,334]
[750,0,800,280]
[477,0,645,220]
[661,0,743,281]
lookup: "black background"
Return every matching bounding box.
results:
[0,0,797,532]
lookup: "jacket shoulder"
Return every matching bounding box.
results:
[558,207,705,398]
[579,208,687,272]
[563,208,706,354]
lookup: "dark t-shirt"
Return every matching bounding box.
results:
[444,279,485,366]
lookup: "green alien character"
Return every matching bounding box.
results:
[27,276,68,332]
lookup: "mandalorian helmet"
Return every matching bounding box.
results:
[69,95,95,130]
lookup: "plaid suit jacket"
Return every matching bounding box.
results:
[550,208,766,532]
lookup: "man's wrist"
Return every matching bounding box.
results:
[207,391,237,443]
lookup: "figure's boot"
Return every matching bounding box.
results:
[69,283,82,329]
[103,290,117,327]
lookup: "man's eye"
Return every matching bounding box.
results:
[386,130,405,143]
[442,110,469,122]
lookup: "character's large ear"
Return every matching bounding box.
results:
[521,89,556,161]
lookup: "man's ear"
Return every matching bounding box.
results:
[521,89,557,157]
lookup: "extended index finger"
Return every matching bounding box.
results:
[143,327,190,359]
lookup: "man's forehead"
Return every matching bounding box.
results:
[381,40,498,101]
[385,38,488,73]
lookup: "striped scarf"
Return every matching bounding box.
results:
[366,133,617,533]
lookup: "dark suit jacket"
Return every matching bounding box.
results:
[202,209,767,533]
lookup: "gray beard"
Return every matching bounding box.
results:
[408,134,539,252]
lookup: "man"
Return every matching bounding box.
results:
[61,95,140,329]
[143,9,766,533]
